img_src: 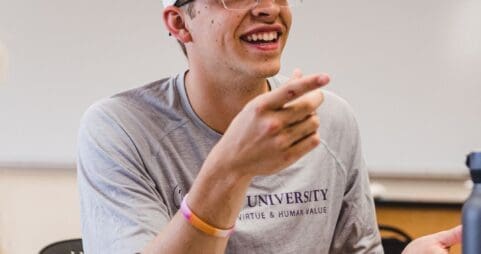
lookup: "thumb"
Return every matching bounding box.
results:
[436,225,462,247]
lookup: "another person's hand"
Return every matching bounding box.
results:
[402,225,462,254]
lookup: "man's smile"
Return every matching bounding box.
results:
[239,25,284,51]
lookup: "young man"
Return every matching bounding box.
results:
[77,0,461,253]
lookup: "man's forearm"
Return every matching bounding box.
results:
[143,165,253,254]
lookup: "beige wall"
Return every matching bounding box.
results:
[0,167,80,254]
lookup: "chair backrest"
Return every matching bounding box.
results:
[379,224,412,254]
[38,238,83,254]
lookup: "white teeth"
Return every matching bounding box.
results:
[245,31,278,42]
[269,32,275,40]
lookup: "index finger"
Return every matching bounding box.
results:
[262,73,330,110]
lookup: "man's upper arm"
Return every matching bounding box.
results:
[324,93,383,253]
[329,157,383,253]
[77,101,169,254]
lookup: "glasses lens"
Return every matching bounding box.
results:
[287,0,303,8]
[221,0,250,10]
[221,0,303,10]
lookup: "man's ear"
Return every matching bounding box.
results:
[163,6,193,43]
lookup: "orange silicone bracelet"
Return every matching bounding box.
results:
[180,194,235,237]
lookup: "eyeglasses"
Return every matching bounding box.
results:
[221,0,303,10]
[175,0,303,10]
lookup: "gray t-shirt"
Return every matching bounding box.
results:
[77,71,383,254]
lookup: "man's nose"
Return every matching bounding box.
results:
[251,0,281,18]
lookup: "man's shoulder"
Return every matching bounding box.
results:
[80,74,184,132]
[100,75,179,109]
[86,75,172,104]
[112,76,177,107]
[319,89,356,120]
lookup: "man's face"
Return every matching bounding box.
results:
[184,0,292,79]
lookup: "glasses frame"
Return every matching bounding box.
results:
[220,0,298,10]
[174,0,300,10]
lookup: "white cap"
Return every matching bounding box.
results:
[162,0,176,8]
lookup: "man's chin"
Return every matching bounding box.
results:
[252,64,281,79]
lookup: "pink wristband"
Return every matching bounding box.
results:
[180,194,235,238]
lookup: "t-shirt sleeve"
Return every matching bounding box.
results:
[325,94,384,254]
[77,100,170,254]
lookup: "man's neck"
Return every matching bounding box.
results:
[184,69,270,134]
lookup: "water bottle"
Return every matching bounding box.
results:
[462,151,481,254]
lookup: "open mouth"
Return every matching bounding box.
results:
[241,31,281,44]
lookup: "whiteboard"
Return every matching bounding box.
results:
[0,0,480,176]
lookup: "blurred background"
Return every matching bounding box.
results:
[1,0,480,253]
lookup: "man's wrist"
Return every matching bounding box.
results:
[187,161,253,229]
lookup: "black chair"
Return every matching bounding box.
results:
[379,224,412,254]
[39,238,83,254]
